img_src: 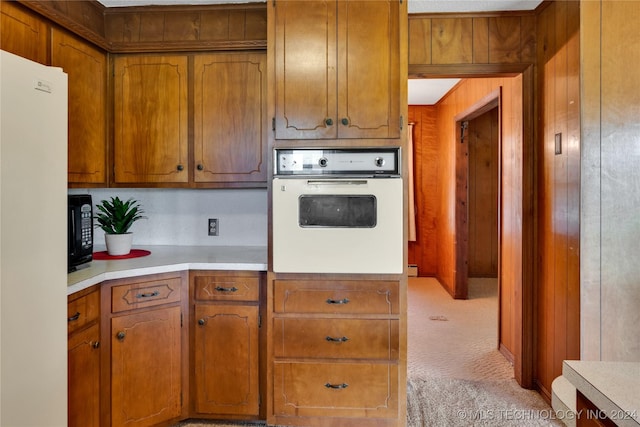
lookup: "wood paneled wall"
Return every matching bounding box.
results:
[535,0,580,401]
[408,105,438,276]
[16,0,267,52]
[409,12,536,67]
[104,4,267,52]
[435,76,523,363]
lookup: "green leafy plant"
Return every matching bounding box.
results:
[94,196,146,234]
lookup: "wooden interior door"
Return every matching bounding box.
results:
[468,107,499,277]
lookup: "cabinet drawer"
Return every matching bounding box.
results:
[273,318,399,360]
[194,275,259,302]
[273,361,398,419]
[274,280,399,314]
[68,290,100,334]
[111,277,181,313]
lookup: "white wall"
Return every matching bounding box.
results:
[581,1,640,361]
[69,188,268,247]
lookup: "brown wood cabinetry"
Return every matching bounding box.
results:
[68,286,101,427]
[102,272,187,427]
[51,28,108,187]
[113,52,267,187]
[272,0,401,141]
[193,53,267,184]
[190,271,263,419]
[269,279,401,426]
[0,1,48,64]
[113,55,190,185]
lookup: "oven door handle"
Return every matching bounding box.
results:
[306,179,368,186]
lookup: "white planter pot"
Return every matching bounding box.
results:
[105,233,133,256]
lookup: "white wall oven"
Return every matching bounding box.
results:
[272,148,403,274]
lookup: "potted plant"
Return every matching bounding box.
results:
[94,196,146,256]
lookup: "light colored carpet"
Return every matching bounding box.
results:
[175,277,563,427]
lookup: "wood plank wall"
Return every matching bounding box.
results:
[16,0,267,52]
[409,12,536,68]
[407,105,438,276]
[535,0,580,401]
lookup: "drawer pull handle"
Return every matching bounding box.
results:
[136,291,159,299]
[325,382,349,390]
[326,298,349,305]
[215,286,238,293]
[326,336,349,343]
[68,312,81,322]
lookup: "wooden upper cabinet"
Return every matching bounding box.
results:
[194,53,267,184]
[274,0,401,140]
[0,1,48,64]
[51,29,108,186]
[113,55,189,184]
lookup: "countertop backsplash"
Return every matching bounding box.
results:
[68,188,268,247]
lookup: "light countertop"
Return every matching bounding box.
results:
[67,245,267,295]
[563,360,640,426]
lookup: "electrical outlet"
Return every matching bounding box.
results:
[208,218,218,236]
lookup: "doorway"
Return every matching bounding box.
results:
[407,68,535,388]
[455,94,500,300]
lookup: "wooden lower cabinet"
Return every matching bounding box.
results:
[193,304,260,415]
[190,271,264,420]
[68,287,101,427]
[103,272,187,427]
[110,306,183,427]
[268,279,403,427]
[273,362,399,419]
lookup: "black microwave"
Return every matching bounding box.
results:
[68,194,93,272]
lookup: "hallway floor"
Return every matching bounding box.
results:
[408,276,513,381]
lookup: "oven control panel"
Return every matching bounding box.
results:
[275,148,400,176]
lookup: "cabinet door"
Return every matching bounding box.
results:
[0,2,47,64]
[111,306,182,427]
[194,53,267,184]
[274,0,337,139]
[113,55,189,184]
[194,304,259,416]
[68,323,100,427]
[51,28,108,186]
[274,0,401,140]
[337,0,401,139]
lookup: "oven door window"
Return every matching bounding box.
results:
[298,195,377,228]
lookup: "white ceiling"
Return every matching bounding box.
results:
[98,0,542,12]
[96,0,543,105]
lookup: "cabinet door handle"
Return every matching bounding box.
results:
[325,336,349,343]
[116,331,126,341]
[177,164,184,171]
[215,286,238,293]
[341,117,349,126]
[68,312,81,322]
[136,290,159,299]
[326,298,349,305]
[324,383,348,390]
[325,118,333,126]
[198,319,206,326]
[197,164,204,171]
[92,341,100,349]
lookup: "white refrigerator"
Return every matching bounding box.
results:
[0,50,68,426]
